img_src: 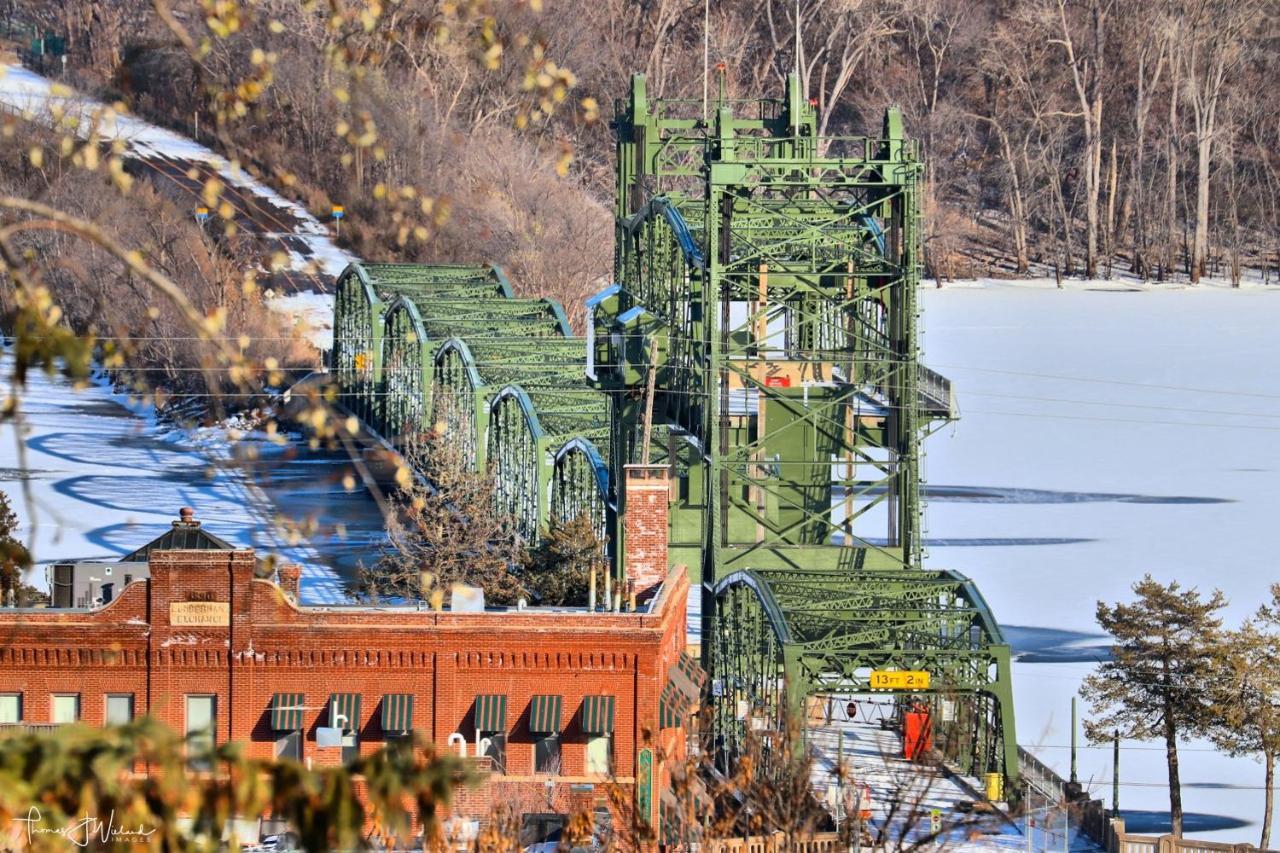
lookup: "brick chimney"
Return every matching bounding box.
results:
[277,564,301,602]
[623,465,670,601]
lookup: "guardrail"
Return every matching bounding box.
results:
[705,832,845,852]
[1016,745,1066,801]
[917,364,954,417]
[1017,747,1274,853]
[1086,816,1274,853]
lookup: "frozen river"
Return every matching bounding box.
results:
[921,282,1280,844]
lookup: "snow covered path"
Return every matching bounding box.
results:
[922,282,1280,844]
[807,707,1100,852]
[0,62,348,348]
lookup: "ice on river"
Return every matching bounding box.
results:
[921,280,1280,843]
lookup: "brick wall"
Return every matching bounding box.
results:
[0,547,692,833]
[623,465,672,600]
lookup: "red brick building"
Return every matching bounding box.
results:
[0,508,699,843]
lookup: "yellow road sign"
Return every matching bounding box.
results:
[869,670,930,690]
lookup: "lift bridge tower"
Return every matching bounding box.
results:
[590,74,1019,790]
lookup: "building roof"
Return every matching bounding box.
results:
[120,507,235,562]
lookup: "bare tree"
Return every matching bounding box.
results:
[1050,0,1112,279]
[1115,12,1169,278]
[358,432,528,606]
[1177,0,1262,282]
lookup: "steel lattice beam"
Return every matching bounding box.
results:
[599,73,1018,792]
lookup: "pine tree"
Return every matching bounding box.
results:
[1209,584,1280,848]
[0,489,33,606]
[357,435,527,607]
[1081,575,1226,837]
[524,513,607,606]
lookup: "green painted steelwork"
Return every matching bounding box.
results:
[328,73,1019,792]
[331,262,615,552]
[595,73,1018,790]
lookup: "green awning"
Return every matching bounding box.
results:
[330,693,362,733]
[381,694,414,734]
[659,682,689,729]
[474,694,507,732]
[667,651,706,706]
[270,693,305,731]
[581,695,615,735]
[528,695,563,734]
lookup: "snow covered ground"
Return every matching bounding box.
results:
[921,280,1280,844]
[0,354,366,604]
[807,703,1100,852]
[0,63,346,348]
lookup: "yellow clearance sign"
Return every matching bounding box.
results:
[869,670,930,690]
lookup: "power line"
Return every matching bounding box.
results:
[963,389,1280,420]
[934,363,1280,401]
[1025,744,1225,753]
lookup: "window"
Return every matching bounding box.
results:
[105,694,133,726]
[51,694,80,724]
[520,814,566,848]
[473,694,507,773]
[480,731,506,772]
[585,734,612,775]
[534,733,560,775]
[275,730,302,761]
[185,695,216,771]
[329,694,362,765]
[0,694,20,724]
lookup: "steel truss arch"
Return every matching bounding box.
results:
[381,297,435,456]
[488,385,548,542]
[333,264,384,427]
[551,437,613,546]
[433,337,485,469]
[710,567,1019,784]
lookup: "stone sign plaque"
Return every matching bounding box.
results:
[170,601,230,626]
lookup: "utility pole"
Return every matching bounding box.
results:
[1112,729,1120,814]
[1070,695,1078,785]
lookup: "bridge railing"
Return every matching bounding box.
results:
[916,363,955,418]
[1016,744,1064,801]
[1017,747,1275,853]
[704,832,845,852]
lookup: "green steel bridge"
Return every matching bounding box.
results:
[331,74,1019,793]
